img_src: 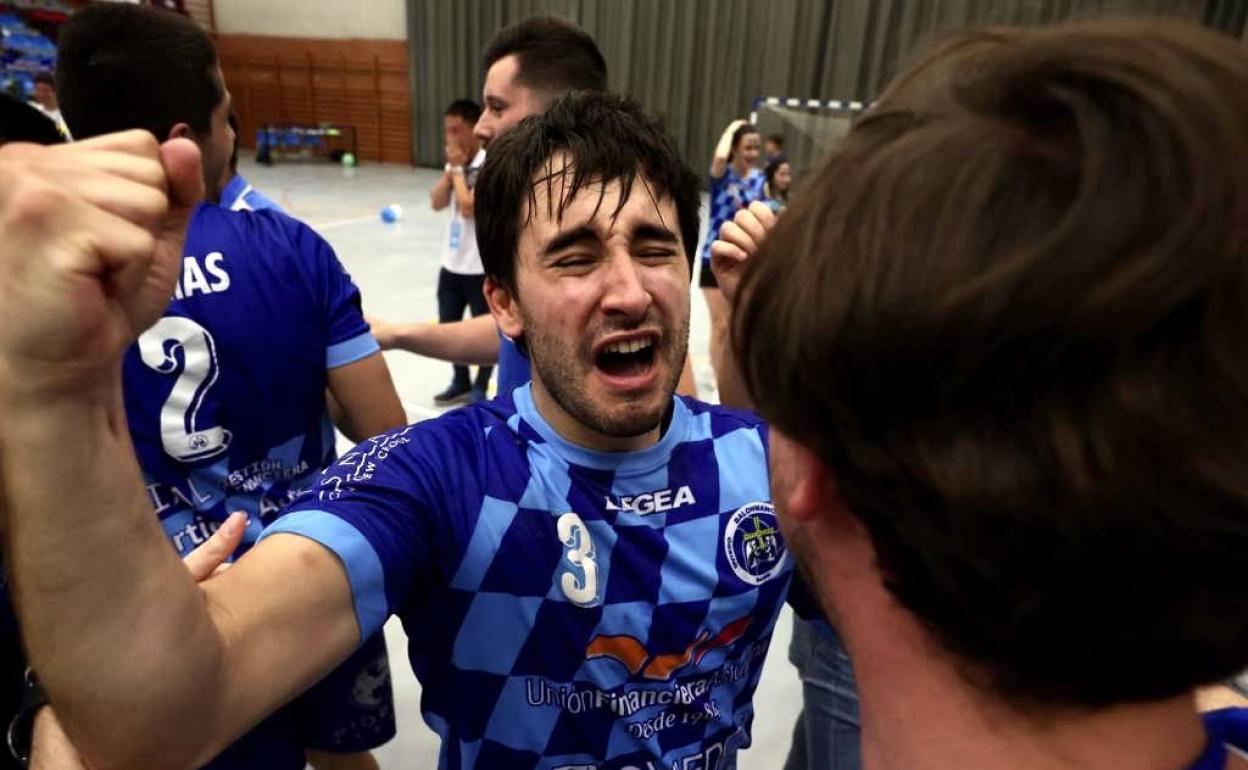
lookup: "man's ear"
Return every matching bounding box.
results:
[167,123,194,142]
[778,436,832,525]
[774,433,860,539]
[484,276,523,341]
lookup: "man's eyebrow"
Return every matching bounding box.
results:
[632,223,679,244]
[542,225,599,258]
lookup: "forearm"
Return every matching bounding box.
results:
[327,352,407,442]
[710,121,741,179]
[714,120,742,159]
[429,172,452,210]
[392,315,500,365]
[1,384,227,769]
[451,172,474,219]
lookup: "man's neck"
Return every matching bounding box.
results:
[837,578,1208,770]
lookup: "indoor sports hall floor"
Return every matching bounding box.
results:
[235,156,803,768]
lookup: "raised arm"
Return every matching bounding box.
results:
[709,119,745,180]
[29,511,243,769]
[432,141,472,213]
[0,134,360,770]
[450,166,475,219]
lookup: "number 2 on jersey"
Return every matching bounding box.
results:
[557,512,599,606]
[137,316,232,462]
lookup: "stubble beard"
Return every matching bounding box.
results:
[525,310,691,440]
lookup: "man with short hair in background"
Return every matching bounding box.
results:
[369,15,700,400]
[430,99,491,405]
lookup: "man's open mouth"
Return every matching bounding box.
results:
[595,335,659,378]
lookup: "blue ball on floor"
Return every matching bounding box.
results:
[380,204,403,223]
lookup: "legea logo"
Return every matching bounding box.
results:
[604,485,696,515]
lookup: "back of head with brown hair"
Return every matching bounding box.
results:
[737,18,1248,709]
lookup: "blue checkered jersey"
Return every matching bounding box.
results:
[221,174,283,213]
[123,204,379,557]
[699,167,765,263]
[266,384,792,770]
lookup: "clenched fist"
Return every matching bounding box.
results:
[710,201,777,306]
[0,131,203,401]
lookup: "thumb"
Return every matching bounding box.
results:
[159,138,204,210]
[119,138,204,336]
[145,138,203,312]
[162,135,205,207]
[182,511,248,582]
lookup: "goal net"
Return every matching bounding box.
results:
[749,96,868,176]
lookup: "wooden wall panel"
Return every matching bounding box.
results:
[184,0,216,31]
[216,34,413,165]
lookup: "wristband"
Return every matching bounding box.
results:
[445,163,465,175]
[7,668,49,768]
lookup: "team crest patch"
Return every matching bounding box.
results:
[724,502,787,585]
[351,659,391,709]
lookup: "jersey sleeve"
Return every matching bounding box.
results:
[288,220,380,369]
[259,425,443,640]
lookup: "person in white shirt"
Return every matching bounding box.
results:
[429,99,491,404]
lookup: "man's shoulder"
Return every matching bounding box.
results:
[348,399,522,473]
[190,202,298,248]
[188,204,326,272]
[304,401,530,519]
[677,396,766,435]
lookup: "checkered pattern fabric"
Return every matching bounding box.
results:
[268,385,793,769]
[699,167,766,264]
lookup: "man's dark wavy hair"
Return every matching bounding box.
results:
[475,91,700,298]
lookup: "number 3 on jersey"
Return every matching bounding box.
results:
[137,316,232,462]
[557,512,600,606]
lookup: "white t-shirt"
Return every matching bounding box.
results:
[442,148,487,275]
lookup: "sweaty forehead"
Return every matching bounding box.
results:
[521,155,675,239]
